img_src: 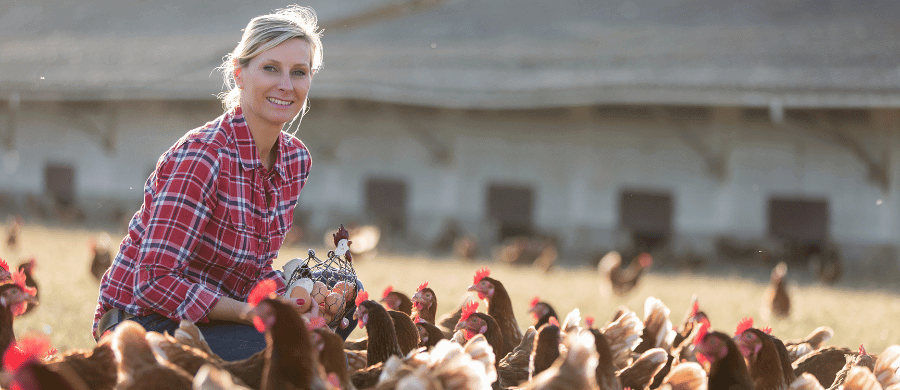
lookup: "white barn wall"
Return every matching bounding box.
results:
[2,100,898,271]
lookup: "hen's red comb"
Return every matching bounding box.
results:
[549,317,559,327]
[735,317,754,336]
[473,267,490,284]
[0,258,8,273]
[761,326,772,334]
[412,314,422,323]
[859,344,867,356]
[417,281,428,293]
[11,270,35,297]
[382,286,393,299]
[461,301,479,322]
[248,280,277,307]
[586,316,595,328]
[690,299,700,318]
[530,296,540,308]
[3,336,53,373]
[693,318,711,345]
[356,290,369,307]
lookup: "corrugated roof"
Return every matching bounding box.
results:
[2,0,899,108]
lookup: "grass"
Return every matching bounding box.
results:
[3,222,900,355]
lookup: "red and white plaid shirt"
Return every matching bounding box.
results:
[93,107,310,335]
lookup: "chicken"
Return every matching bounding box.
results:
[90,233,114,281]
[635,296,675,354]
[601,308,644,369]
[144,331,228,380]
[354,291,403,367]
[411,281,438,324]
[531,319,562,380]
[762,262,791,320]
[311,327,356,390]
[734,319,796,390]
[370,335,497,390]
[0,275,40,364]
[528,297,558,330]
[3,336,91,390]
[598,251,652,297]
[659,362,708,390]
[453,300,505,378]
[388,309,420,356]
[5,216,22,251]
[246,279,332,390]
[617,348,669,390]
[380,285,412,315]
[453,235,479,261]
[15,258,39,316]
[693,323,753,390]
[45,335,118,390]
[436,293,476,339]
[413,315,446,350]
[785,326,834,363]
[590,327,623,390]
[518,329,600,390]
[792,346,855,388]
[193,364,252,390]
[789,373,824,390]
[828,345,874,390]
[843,366,882,390]
[170,319,265,389]
[111,321,194,390]
[468,267,522,358]
[873,345,900,389]
[499,326,537,388]
[0,258,9,282]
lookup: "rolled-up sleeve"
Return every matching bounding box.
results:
[133,142,222,322]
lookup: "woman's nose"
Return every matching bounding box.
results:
[277,72,292,91]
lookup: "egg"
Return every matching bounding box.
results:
[324,292,344,315]
[289,286,312,313]
[311,281,328,304]
[332,281,352,295]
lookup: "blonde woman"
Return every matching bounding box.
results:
[93,6,352,360]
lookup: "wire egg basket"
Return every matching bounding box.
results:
[285,248,357,330]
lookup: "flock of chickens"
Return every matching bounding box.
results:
[1,219,899,390]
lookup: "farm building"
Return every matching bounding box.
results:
[1,0,900,273]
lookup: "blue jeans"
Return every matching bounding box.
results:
[117,313,266,361]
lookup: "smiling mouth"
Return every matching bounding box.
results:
[267,97,293,106]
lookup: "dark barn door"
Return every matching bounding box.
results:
[487,183,534,241]
[365,178,408,233]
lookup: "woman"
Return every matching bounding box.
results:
[93,6,353,360]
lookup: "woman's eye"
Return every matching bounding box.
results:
[263,65,277,72]
[292,70,306,77]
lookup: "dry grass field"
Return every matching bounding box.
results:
[3,222,900,356]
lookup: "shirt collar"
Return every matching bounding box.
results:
[227,106,287,178]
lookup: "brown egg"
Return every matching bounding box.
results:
[324,292,344,315]
[311,281,328,304]
[289,286,312,313]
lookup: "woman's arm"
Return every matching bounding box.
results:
[132,142,224,323]
[208,296,253,324]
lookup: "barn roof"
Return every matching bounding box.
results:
[2,0,900,109]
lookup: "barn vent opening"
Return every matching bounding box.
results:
[365,177,408,234]
[44,163,75,208]
[487,183,534,242]
[619,189,673,253]
[767,196,830,264]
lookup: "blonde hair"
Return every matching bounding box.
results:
[218,5,324,111]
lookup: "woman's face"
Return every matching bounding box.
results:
[236,38,313,132]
